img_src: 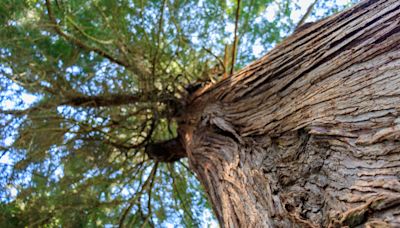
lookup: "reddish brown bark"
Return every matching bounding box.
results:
[179,0,400,227]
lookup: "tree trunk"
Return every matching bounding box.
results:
[180,0,400,227]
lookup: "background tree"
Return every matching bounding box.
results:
[0,0,359,227]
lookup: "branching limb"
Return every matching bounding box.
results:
[46,0,149,78]
[65,15,114,45]
[45,0,130,68]
[118,162,159,228]
[168,164,198,224]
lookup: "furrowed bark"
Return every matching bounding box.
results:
[180,0,400,227]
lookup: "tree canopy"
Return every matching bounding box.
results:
[0,0,357,226]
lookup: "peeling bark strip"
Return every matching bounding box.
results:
[181,0,400,227]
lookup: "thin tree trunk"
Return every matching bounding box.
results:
[180,0,400,226]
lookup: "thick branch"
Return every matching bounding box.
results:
[61,94,144,107]
[1,93,153,116]
[145,137,186,162]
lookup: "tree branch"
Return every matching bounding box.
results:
[152,0,167,77]
[145,137,187,162]
[61,94,144,107]
[45,0,130,68]
[230,0,241,76]
[0,93,150,116]
[202,47,226,74]
[65,15,114,45]
[141,169,157,228]
[168,164,198,224]
[295,0,318,30]
[118,162,159,228]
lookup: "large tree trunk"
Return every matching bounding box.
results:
[180,0,400,227]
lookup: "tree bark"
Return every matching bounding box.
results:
[180,0,400,227]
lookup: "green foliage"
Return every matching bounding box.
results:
[0,0,357,226]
